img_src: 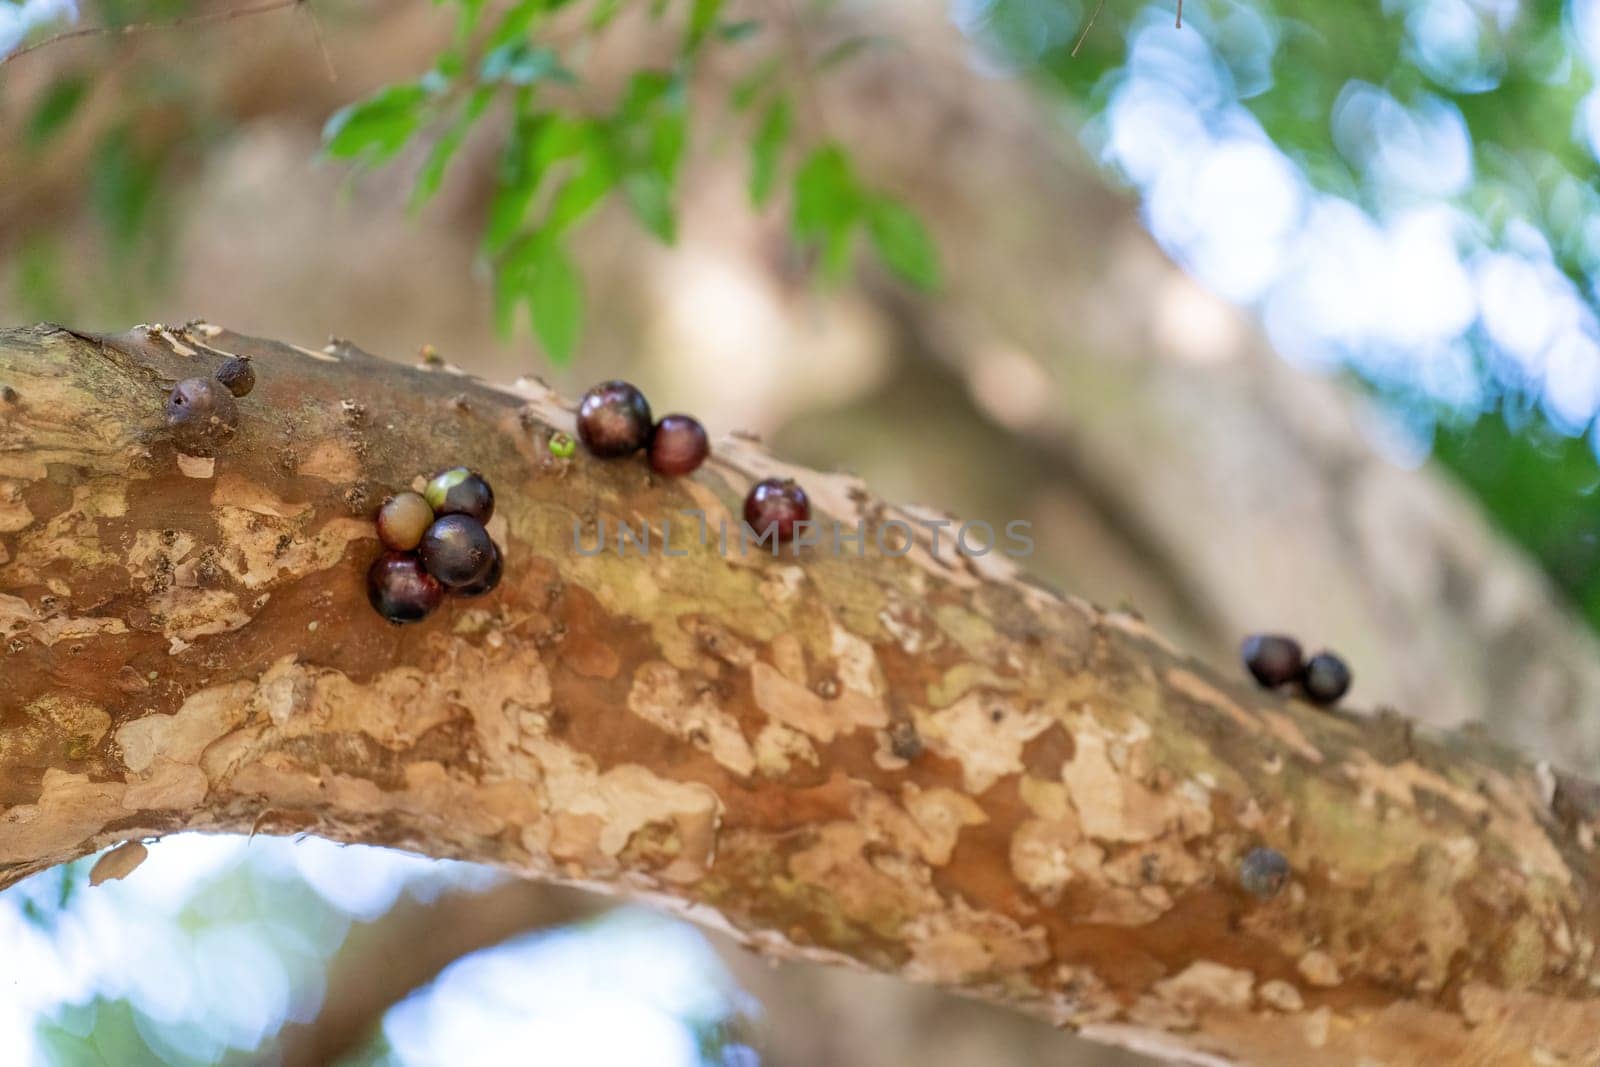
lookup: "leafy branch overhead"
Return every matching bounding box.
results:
[320,0,941,364]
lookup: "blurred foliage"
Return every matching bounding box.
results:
[320,0,940,362]
[12,0,210,321]
[967,0,1600,632]
[1435,409,1600,616]
[4,838,761,1066]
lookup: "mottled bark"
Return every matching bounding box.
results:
[2,323,1598,1066]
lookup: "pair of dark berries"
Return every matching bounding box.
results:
[163,356,256,453]
[1241,634,1351,706]
[575,380,812,543]
[575,380,710,476]
[368,468,502,623]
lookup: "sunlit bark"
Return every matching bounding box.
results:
[1,323,1596,1066]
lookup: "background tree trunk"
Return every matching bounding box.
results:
[1,323,1597,1067]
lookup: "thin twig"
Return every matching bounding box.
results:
[299,1,338,83]
[1177,0,1184,28]
[1,0,302,68]
[1070,0,1107,57]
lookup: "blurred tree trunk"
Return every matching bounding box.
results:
[0,323,1597,1067]
[273,880,604,1066]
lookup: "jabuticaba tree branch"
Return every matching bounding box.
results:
[1,323,1597,1066]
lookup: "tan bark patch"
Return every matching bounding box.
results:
[1062,720,1212,843]
[0,479,32,532]
[1153,961,1256,1015]
[299,440,363,483]
[176,454,215,479]
[917,691,1052,793]
[628,660,756,776]
[902,899,1050,985]
[1167,667,1258,733]
[754,721,817,776]
[751,661,886,743]
[0,770,127,864]
[89,840,149,886]
[1297,950,1341,987]
[1258,980,1304,1012]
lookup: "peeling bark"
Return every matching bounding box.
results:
[2,323,1598,1066]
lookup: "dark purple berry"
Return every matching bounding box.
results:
[418,514,495,588]
[367,552,444,623]
[577,380,652,458]
[376,492,434,552]
[1239,846,1290,899]
[423,467,494,522]
[214,356,255,398]
[456,541,504,598]
[1,385,17,404]
[1302,652,1351,706]
[649,414,710,476]
[165,377,238,454]
[1241,634,1304,689]
[743,477,811,542]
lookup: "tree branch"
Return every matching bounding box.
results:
[1,323,1596,1066]
[0,0,303,69]
[273,880,605,1066]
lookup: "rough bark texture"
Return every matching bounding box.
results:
[2,323,1599,1066]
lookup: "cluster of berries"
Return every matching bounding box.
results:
[574,380,811,541]
[368,468,502,624]
[1241,634,1351,706]
[164,356,256,453]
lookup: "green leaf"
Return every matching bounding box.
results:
[792,144,863,281]
[486,0,545,49]
[90,126,162,252]
[589,0,622,29]
[484,113,587,253]
[623,172,675,242]
[687,0,724,50]
[26,75,88,150]
[532,113,589,169]
[867,198,940,290]
[528,238,583,362]
[493,253,525,336]
[322,84,428,162]
[545,136,616,233]
[817,34,888,71]
[749,95,791,206]
[479,41,569,85]
[792,144,857,233]
[411,87,495,211]
[452,0,486,43]
[620,71,679,120]
[730,57,780,112]
[717,19,761,42]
